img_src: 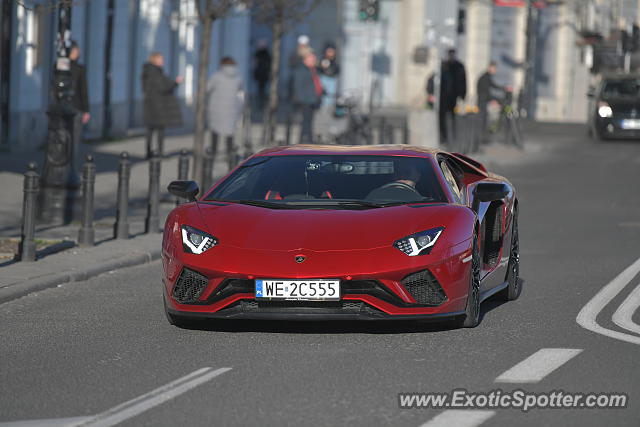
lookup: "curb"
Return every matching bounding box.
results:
[0,248,162,305]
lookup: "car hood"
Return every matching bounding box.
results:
[195,202,472,251]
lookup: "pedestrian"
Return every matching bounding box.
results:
[289,34,311,67]
[425,73,435,109]
[141,52,183,158]
[206,56,244,169]
[476,61,505,143]
[318,43,340,107]
[68,41,90,177]
[438,49,467,144]
[253,39,271,112]
[291,51,322,144]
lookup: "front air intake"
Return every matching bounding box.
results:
[401,270,447,306]
[172,268,209,304]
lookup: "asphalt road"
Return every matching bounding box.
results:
[1,123,640,427]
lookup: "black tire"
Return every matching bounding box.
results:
[164,296,196,328]
[453,234,482,328]
[500,207,522,301]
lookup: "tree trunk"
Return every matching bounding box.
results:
[262,18,283,145]
[193,16,214,186]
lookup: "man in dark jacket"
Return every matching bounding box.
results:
[68,42,90,177]
[476,61,505,142]
[291,52,322,143]
[142,52,183,158]
[253,40,271,111]
[439,49,467,144]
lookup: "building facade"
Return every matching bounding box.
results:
[3,0,638,152]
[1,0,251,151]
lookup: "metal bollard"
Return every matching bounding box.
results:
[176,149,190,206]
[145,151,161,233]
[378,118,386,144]
[19,162,39,262]
[202,147,214,191]
[402,119,409,145]
[78,155,96,247]
[114,151,130,239]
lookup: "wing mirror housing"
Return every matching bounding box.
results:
[168,180,199,202]
[474,183,509,202]
[587,87,595,98]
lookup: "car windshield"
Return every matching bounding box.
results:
[602,79,640,98]
[205,155,447,208]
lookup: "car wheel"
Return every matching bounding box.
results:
[454,234,481,328]
[164,295,195,328]
[500,207,522,301]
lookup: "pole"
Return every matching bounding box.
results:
[78,155,96,247]
[202,147,214,192]
[145,151,161,233]
[176,149,189,206]
[114,151,130,239]
[19,163,39,262]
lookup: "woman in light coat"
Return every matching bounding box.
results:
[206,57,243,168]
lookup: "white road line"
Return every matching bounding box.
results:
[72,367,232,427]
[419,410,495,427]
[495,348,582,383]
[576,256,640,345]
[612,282,640,336]
[0,417,92,427]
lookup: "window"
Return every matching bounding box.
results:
[440,161,463,204]
[207,155,448,207]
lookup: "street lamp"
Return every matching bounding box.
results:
[39,3,79,225]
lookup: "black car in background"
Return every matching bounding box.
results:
[588,74,640,140]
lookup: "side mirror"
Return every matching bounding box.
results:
[168,180,199,202]
[474,183,509,202]
[587,88,595,98]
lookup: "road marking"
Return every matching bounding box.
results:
[612,282,640,336]
[618,222,640,227]
[576,256,640,345]
[495,348,582,383]
[419,410,495,427]
[0,417,92,426]
[71,367,232,427]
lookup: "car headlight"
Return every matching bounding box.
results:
[598,102,612,118]
[393,227,444,256]
[181,225,218,254]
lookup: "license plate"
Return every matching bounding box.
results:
[621,119,640,129]
[255,279,340,301]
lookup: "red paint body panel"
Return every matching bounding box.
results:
[162,145,516,321]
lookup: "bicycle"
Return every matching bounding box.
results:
[328,92,373,145]
[488,90,524,148]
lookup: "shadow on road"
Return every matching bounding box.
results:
[170,279,523,334]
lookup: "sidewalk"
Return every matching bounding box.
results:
[0,132,242,241]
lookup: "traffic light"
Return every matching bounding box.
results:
[457,8,466,34]
[358,0,379,22]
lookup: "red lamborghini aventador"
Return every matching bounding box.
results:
[163,145,520,328]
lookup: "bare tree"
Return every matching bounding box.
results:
[253,0,319,145]
[192,0,244,185]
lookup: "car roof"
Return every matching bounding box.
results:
[254,144,441,158]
